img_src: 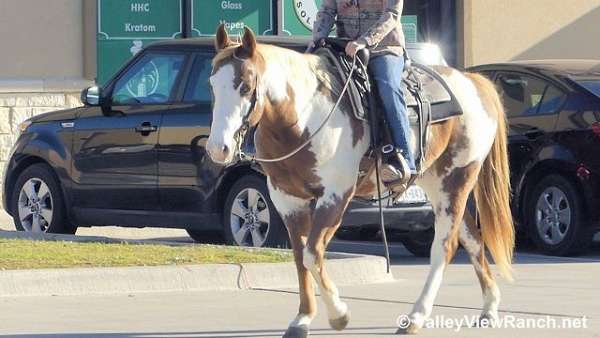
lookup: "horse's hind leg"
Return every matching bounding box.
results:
[460,210,501,323]
[303,190,355,331]
[401,164,480,334]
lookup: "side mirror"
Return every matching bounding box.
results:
[81,86,103,106]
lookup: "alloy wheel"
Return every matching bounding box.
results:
[229,188,271,247]
[535,186,571,246]
[17,178,54,233]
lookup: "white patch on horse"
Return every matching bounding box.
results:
[267,178,309,219]
[459,221,481,263]
[302,247,317,271]
[443,69,497,167]
[207,64,252,163]
[302,247,347,320]
[289,313,313,328]
[483,286,501,320]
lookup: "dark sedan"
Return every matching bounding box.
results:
[470,60,600,255]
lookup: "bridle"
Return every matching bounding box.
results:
[231,54,359,163]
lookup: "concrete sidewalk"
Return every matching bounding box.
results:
[0,259,597,337]
[0,229,393,297]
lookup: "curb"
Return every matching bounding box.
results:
[0,230,394,297]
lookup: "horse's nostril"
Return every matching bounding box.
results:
[222,145,230,155]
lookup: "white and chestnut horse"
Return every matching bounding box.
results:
[206,26,515,337]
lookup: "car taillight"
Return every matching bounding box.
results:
[593,122,600,138]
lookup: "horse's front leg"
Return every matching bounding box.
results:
[303,189,355,332]
[283,211,317,338]
[268,182,316,338]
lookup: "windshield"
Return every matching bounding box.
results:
[406,45,448,66]
[576,80,600,99]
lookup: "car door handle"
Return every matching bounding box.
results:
[135,122,157,134]
[524,128,544,139]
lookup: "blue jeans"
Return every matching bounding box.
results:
[369,54,415,171]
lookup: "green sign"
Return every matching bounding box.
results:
[191,0,274,36]
[402,15,418,43]
[282,0,323,36]
[282,1,418,43]
[97,0,182,84]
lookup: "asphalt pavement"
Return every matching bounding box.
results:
[1,210,600,337]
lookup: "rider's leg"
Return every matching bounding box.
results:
[369,54,416,175]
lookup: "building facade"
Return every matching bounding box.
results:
[0,0,599,200]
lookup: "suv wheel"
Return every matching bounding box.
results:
[11,164,76,234]
[527,175,592,256]
[223,175,288,248]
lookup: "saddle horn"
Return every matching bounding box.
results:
[356,48,370,66]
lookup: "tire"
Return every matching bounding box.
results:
[223,175,289,248]
[526,175,592,256]
[11,163,76,234]
[400,228,434,257]
[186,229,224,244]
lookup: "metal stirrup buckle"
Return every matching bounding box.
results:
[381,144,395,154]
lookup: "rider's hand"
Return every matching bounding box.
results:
[306,41,317,53]
[345,40,366,58]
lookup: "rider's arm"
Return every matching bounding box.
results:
[312,0,337,42]
[358,0,403,47]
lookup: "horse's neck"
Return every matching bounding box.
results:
[259,46,329,133]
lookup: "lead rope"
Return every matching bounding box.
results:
[239,56,358,163]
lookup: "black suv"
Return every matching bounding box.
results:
[3,37,438,252]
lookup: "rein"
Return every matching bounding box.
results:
[235,55,360,163]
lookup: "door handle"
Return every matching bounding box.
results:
[135,122,157,134]
[524,128,543,139]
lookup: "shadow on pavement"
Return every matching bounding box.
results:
[1,326,398,338]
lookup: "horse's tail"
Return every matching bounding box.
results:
[472,74,515,281]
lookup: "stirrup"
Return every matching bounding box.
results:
[380,146,411,187]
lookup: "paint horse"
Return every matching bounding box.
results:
[206,25,515,337]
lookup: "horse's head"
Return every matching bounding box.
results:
[207,25,265,165]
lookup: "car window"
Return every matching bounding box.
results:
[538,85,566,115]
[112,53,185,105]
[183,54,213,103]
[496,73,562,117]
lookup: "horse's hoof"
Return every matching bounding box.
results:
[476,313,499,327]
[395,322,421,335]
[329,311,350,331]
[282,325,309,338]
[328,311,350,331]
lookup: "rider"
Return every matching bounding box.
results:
[310,0,415,186]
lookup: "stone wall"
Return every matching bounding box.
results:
[0,80,92,206]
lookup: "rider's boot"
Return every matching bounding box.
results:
[380,148,412,192]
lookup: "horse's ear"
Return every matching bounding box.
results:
[215,24,232,51]
[241,27,257,57]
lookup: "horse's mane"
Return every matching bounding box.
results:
[212,43,343,96]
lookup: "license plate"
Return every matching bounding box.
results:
[396,185,428,204]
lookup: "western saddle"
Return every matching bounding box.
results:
[315,38,463,174]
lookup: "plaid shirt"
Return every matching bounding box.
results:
[313,0,405,56]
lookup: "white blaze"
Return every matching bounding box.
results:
[207,64,252,164]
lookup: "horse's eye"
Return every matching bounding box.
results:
[239,83,250,96]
